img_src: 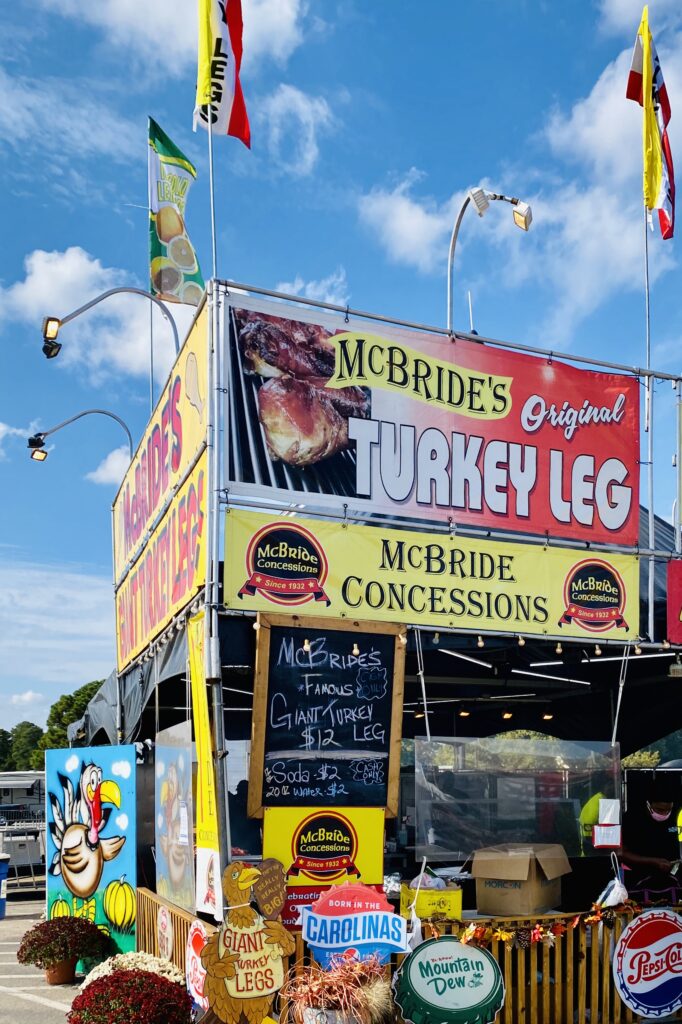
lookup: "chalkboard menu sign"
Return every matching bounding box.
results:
[248,615,405,817]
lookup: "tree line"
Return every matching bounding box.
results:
[0,681,102,772]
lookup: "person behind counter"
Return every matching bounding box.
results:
[622,777,681,897]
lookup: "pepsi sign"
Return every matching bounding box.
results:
[613,909,682,1018]
[301,882,407,968]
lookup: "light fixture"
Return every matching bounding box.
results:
[542,711,554,721]
[555,642,563,655]
[502,711,513,720]
[252,621,261,631]
[595,644,602,656]
[399,633,408,646]
[663,639,671,649]
[42,317,62,359]
[634,643,642,655]
[458,709,471,718]
[303,638,311,653]
[468,187,490,216]
[477,635,485,648]
[511,200,533,231]
[352,642,360,656]
[27,434,47,461]
[433,632,440,644]
[414,710,425,719]
[518,635,525,647]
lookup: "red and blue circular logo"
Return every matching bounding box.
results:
[614,910,682,1018]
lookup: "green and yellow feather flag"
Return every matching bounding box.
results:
[148,118,205,305]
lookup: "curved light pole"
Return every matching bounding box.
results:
[447,187,533,334]
[42,287,181,412]
[27,408,134,462]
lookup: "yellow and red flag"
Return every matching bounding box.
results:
[194,0,250,147]
[626,5,675,238]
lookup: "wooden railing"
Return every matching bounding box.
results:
[136,891,657,1023]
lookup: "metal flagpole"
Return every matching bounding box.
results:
[644,207,656,641]
[207,108,218,280]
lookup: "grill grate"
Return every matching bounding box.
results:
[226,307,360,498]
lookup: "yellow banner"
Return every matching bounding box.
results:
[113,306,208,583]
[326,332,512,418]
[116,451,207,671]
[188,610,222,920]
[262,806,385,888]
[224,509,639,640]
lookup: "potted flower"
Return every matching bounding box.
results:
[68,968,193,1024]
[17,917,111,985]
[280,956,392,1024]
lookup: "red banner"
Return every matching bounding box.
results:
[667,561,682,643]
[227,302,640,546]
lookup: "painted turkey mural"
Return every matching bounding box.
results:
[46,746,137,953]
[201,860,294,1024]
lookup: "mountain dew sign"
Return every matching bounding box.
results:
[394,937,504,1024]
[148,117,204,306]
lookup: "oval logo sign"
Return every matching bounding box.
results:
[288,810,359,883]
[394,937,504,1024]
[614,910,682,1018]
[558,558,628,633]
[238,522,330,607]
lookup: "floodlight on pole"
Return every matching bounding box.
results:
[40,287,181,411]
[27,408,134,463]
[447,187,533,333]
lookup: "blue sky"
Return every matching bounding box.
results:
[1,0,681,728]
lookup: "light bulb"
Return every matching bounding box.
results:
[663,639,671,649]
[595,645,602,656]
[399,633,408,646]
[542,712,554,721]
[459,709,470,718]
[303,638,311,653]
[352,642,360,656]
[252,621,261,631]
[433,632,440,644]
[555,642,562,655]
[518,636,525,647]
[634,644,642,655]
[502,711,513,720]
[477,636,484,648]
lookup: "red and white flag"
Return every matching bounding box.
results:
[194,0,251,147]
[626,5,674,239]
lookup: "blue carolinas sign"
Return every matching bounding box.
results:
[301,883,408,968]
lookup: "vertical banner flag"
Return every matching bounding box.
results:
[188,610,222,921]
[194,0,251,146]
[148,117,205,305]
[626,5,675,238]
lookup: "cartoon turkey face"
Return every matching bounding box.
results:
[49,762,126,900]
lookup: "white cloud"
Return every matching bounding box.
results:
[260,84,334,176]
[65,754,80,773]
[277,267,349,305]
[358,34,681,347]
[34,0,307,72]
[10,691,44,706]
[598,0,682,35]
[0,562,113,705]
[112,759,132,779]
[358,170,463,274]
[86,446,131,487]
[0,421,30,461]
[0,66,138,166]
[0,247,195,385]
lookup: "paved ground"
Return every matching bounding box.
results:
[0,897,77,1022]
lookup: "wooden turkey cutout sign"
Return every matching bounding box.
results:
[201,859,294,1024]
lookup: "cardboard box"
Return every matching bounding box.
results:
[471,844,571,916]
[399,883,462,920]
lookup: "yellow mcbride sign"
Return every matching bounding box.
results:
[224,509,639,640]
[116,451,207,672]
[326,331,513,419]
[113,305,208,584]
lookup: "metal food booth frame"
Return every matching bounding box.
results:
[72,279,682,1024]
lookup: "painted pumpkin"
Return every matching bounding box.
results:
[50,896,71,919]
[103,875,136,932]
